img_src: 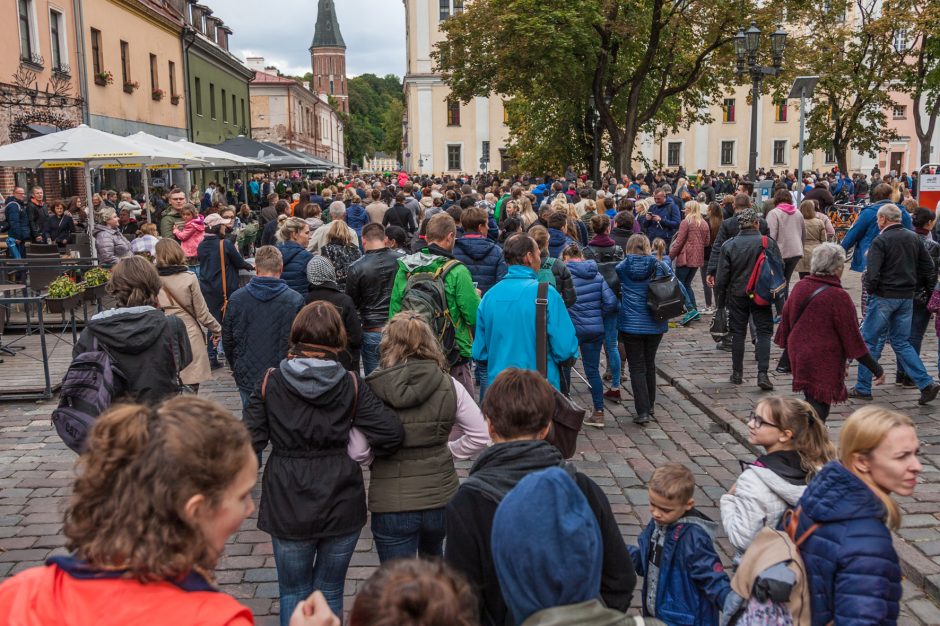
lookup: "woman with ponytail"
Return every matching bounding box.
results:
[74,255,192,404]
[0,397,337,625]
[243,300,404,624]
[793,406,920,626]
[720,396,835,561]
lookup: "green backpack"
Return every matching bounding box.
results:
[399,259,463,369]
[538,257,558,288]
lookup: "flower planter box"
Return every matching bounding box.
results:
[95,75,108,86]
[45,294,80,314]
[123,83,136,94]
[82,283,108,302]
[171,95,181,105]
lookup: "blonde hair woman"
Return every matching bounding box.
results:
[517,196,539,229]
[275,217,313,296]
[791,406,918,624]
[361,313,489,564]
[321,220,361,290]
[669,200,711,317]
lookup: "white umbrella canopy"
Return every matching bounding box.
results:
[173,139,266,167]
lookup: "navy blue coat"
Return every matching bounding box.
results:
[567,260,618,341]
[792,461,901,626]
[276,240,313,297]
[616,255,669,335]
[346,203,370,236]
[197,234,254,322]
[643,197,682,243]
[4,200,31,242]
[452,235,508,294]
[222,276,304,392]
[548,228,575,258]
[629,509,730,626]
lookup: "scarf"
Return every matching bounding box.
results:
[157,265,190,276]
[461,440,567,504]
[588,234,617,247]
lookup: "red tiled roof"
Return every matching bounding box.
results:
[251,71,299,85]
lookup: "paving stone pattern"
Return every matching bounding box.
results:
[1,269,939,624]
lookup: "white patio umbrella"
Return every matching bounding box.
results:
[0,125,206,257]
[174,139,266,205]
[128,132,214,222]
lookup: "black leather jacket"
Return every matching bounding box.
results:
[345,248,403,328]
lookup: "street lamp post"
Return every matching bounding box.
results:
[588,95,600,189]
[735,23,787,182]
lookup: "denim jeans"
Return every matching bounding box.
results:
[361,331,382,376]
[603,315,621,388]
[675,266,698,310]
[371,508,446,564]
[475,360,489,402]
[857,296,933,394]
[272,530,361,625]
[579,337,605,411]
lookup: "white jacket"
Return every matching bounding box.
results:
[720,464,806,559]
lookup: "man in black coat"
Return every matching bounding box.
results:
[444,369,636,626]
[222,245,304,407]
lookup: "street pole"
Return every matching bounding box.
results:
[796,87,806,206]
[748,72,760,182]
[592,113,601,190]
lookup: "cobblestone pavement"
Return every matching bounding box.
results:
[1,268,939,624]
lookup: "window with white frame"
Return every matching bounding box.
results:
[892,105,906,119]
[893,29,908,53]
[824,146,836,164]
[440,0,464,21]
[667,142,681,167]
[50,9,67,72]
[18,0,40,64]
[447,145,462,171]
[773,140,787,165]
[720,141,735,166]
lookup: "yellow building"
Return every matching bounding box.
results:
[402,0,510,175]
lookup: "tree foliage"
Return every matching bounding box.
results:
[898,4,940,167]
[434,0,793,176]
[344,74,404,167]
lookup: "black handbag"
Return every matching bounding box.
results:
[646,261,685,322]
[709,307,730,342]
[536,281,586,459]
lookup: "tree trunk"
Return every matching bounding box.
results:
[619,124,639,178]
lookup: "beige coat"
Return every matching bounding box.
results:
[795,217,828,274]
[157,271,222,385]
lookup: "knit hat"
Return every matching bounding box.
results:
[491,467,603,625]
[738,208,760,227]
[306,256,336,286]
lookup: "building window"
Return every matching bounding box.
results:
[49,10,65,71]
[168,61,177,97]
[773,140,787,165]
[241,99,246,129]
[447,145,462,171]
[440,0,464,20]
[447,99,461,126]
[720,141,735,166]
[120,40,130,85]
[91,28,102,75]
[149,54,158,92]
[892,105,907,119]
[893,29,907,53]
[329,79,334,94]
[824,145,836,164]
[481,140,490,168]
[222,88,227,123]
[667,142,681,167]
[722,98,735,123]
[503,102,509,125]
[774,99,787,122]
[232,94,237,126]
[209,82,216,119]
[18,0,37,63]
[195,76,203,115]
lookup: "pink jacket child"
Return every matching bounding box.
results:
[174,214,205,257]
[929,284,940,338]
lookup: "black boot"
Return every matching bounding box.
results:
[757,372,774,391]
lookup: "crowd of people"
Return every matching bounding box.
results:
[0,164,937,626]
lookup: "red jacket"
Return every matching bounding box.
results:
[0,561,253,626]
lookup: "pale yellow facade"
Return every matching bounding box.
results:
[82,0,187,139]
[402,0,510,175]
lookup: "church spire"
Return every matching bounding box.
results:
[311,0,345,50]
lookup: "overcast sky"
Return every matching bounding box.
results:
[220,0,406,78]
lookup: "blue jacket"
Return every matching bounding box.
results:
[276,240,313,297]
[841,200,913,272]
[472,265,578,390]
[346,203,369,236]
[629,509,731,626]
[221,276,304,392]
[792,461,901,626]
[643,197,682,243]
[3,199,31,242]
[567,260,618,341]
[452,234,508,294]
[548,228,575,258]
[616,255,669,335]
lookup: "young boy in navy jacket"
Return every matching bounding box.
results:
[630,463,732,626]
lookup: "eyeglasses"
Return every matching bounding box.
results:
[748,413,781,430]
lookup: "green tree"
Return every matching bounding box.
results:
[801,0,913,174]
[900,5,940,167]
[434,0,788,176]
[344,74,404,168]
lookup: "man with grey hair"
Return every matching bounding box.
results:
[851,203,940,404]
[714,208,783,390]
[307,200,360,253]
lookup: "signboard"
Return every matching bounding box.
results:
[150,177,166,187]
[917,165,940,212]
[39,162,84,168]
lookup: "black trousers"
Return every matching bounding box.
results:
[804,392,831,422]
[727,295,773,374]
[620,332,663,417]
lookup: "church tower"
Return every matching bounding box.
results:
[310,0,348,114]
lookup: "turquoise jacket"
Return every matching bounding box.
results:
[472,265,579,390]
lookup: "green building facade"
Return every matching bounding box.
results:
[186,37,253,146]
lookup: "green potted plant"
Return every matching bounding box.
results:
[45,275,83,314]
[81,267,111,302]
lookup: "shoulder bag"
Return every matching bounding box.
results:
[647,261,685,322]
[536,281,586,459]
[219,239,228,318]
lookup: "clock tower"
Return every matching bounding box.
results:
[310,0,347,114]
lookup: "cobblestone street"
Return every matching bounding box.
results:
[1,272,939,624]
